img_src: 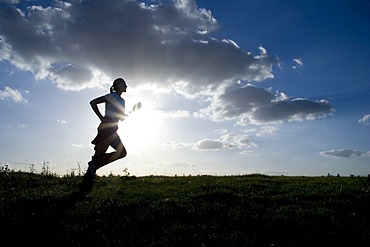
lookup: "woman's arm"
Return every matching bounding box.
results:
[120,102,142,120]
[126,102,142,115]
[90,96,106,121]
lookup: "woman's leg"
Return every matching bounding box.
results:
[92,133,127,170]
[80,142,111,192]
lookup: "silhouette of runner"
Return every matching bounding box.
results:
[80,78,141,192]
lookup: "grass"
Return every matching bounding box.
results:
[1,172,369,246]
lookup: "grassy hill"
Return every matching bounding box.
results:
[1,172,369,246]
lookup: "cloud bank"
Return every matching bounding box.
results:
[0,0,334,126]
[163,129,256,152]
[0,0,277,94]
[196,83,334,124]
[320,148,362,158]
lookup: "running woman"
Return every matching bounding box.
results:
[80,78,141,192]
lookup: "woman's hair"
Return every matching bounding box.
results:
[110,78,126,93]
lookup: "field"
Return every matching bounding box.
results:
[1,172,369,246]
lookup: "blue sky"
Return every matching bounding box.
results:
[0,0,369,176]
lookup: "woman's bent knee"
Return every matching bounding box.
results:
[118,149,127,158]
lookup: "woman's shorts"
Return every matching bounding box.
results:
[91,121,122,148]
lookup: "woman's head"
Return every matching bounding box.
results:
[110,78,127,94]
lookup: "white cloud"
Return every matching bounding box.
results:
[72,143,85,148]
[220,132,256,149]
[239,150,258,155]
[161,140,193,150]
[196,139,224,150]
[0,0,278,93]
[358,114,370,125]
[57,119,68,124]
[258,46,267,55]
[158,110,190,118]
[320,148,362,158]
[163,130,256,151]
[0,86,27,103]
[256,125,279,136]
[197,83,334,124]
[292,58,304,69]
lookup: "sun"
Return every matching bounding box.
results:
[118,105,162,153]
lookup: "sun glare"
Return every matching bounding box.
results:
[118,105,162,153]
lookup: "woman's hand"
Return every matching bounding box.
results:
[132,102,142,112]
[124,102,142,119]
